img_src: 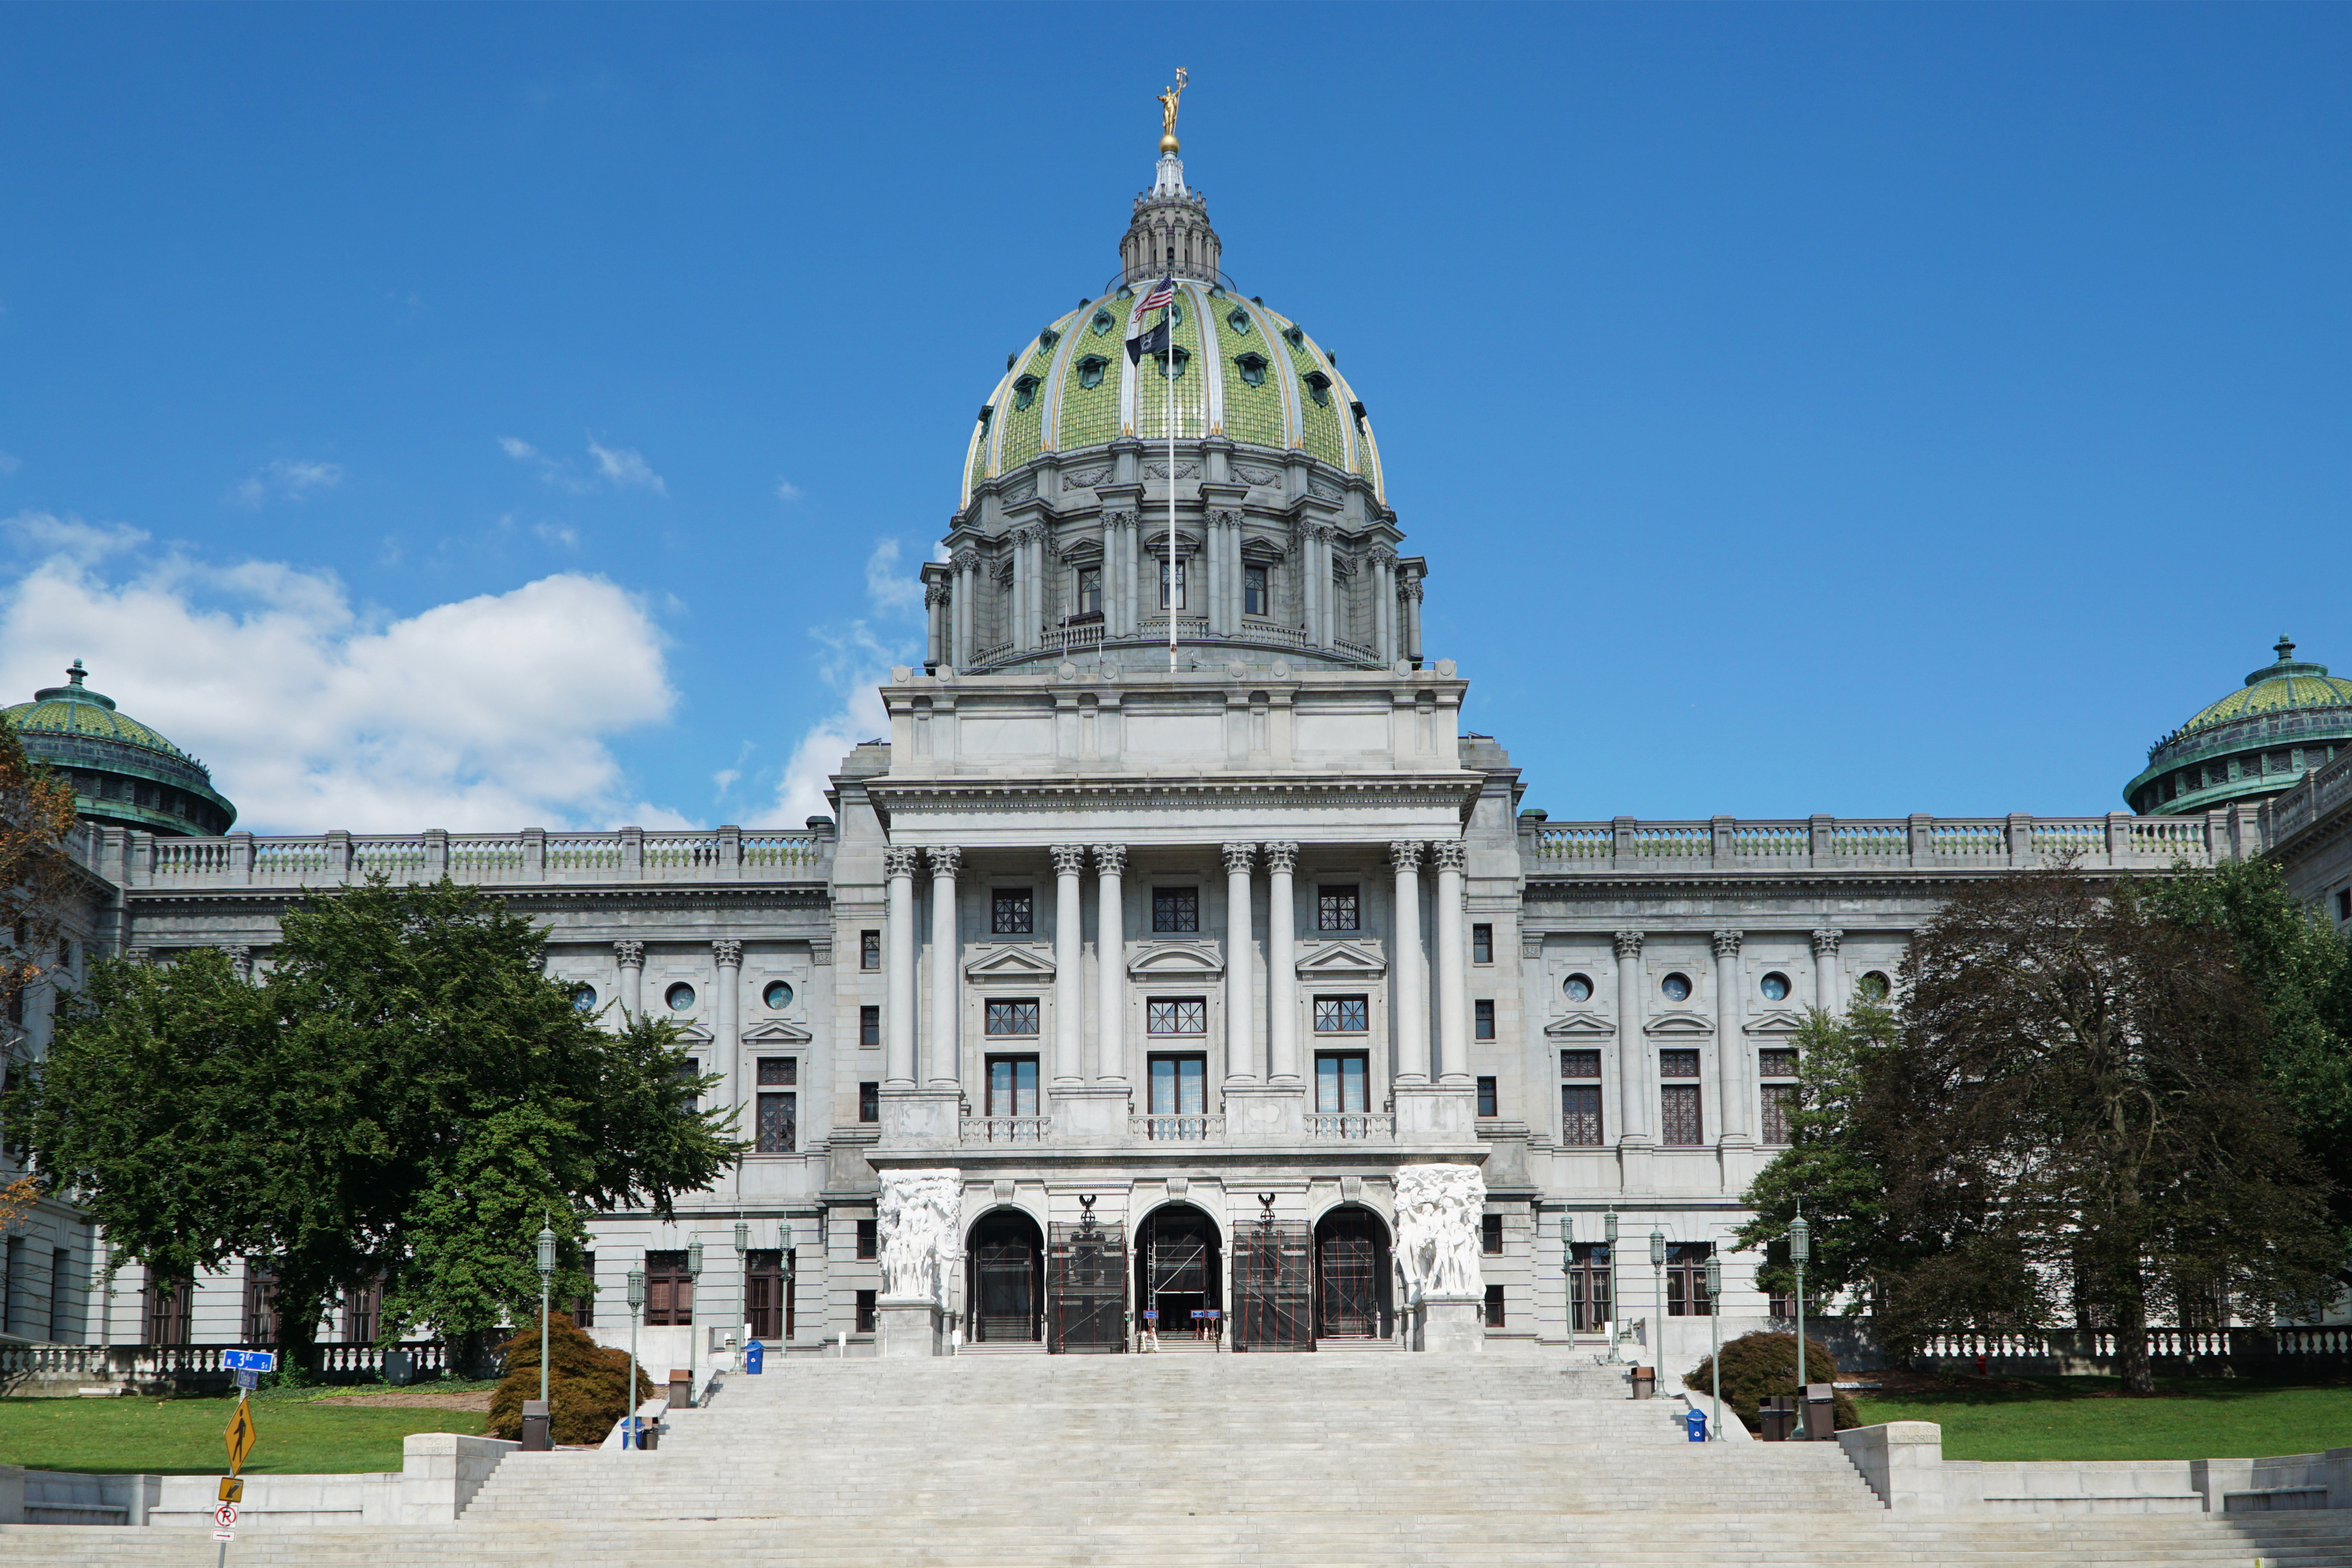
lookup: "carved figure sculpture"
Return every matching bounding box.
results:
[1393,1163,1485,1305]
[1158,68,1188,138]
[877,1168,962,1307]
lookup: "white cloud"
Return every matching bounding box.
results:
[534,522,580,549]
[0,515,685,832]
[4,511,148,563]
[588,442,666,496]
[768,540,926,823]
[774,479,804,503]
[499,436,539,462]
[862,539,926,618]
[229,458,345,507]
[501,435,665,497]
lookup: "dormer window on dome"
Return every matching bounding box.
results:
[1012,375,1040,411]
[1234,351,1269,388]
[1091,309,1116,335]
[1151,344,1192,381]
[1283,326,1305,349]
[1076,354,1110,390]
[1226,307,1252,334]
[1038,327,1061,350]
[1301,369,1332,407]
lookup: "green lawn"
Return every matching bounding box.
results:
[0,1390,490,1475]
[1852,1376,2352,1462]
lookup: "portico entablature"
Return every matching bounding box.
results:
[864,776,1477,849]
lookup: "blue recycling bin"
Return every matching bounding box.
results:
[1685,1408,1709,1442]
[745,1339,765,1375]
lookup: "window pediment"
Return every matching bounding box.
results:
[1127,942,1224,981]
[1543,1011,1614,1038]
[1295,940,1387,981]
[1742,1010,1808,1036]
[742,1018,815,1045]
[965,945,1057,982]
[1643,1011,1714,1037]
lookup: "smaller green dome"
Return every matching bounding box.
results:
[2,661,236,837]
[2128,636,2352,817]
[2178,636,2352,734]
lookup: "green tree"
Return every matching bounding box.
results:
[5,878,745,1372]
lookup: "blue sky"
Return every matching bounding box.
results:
[0,4,2344,833]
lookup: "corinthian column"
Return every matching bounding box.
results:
[1390,841,1426,1084]
[1092,845,1127,1083]
[1713,929,1748,1144]
[1432,840,1469,1083]
[1812,928,1843,1016]
[713,940,743,1123]
[613,940,645,1019]
[1265,841,1300,1083]
[883,847,920,1086]
[1223,842,1257,1083]
[1614,930,1647,1142]
[1052,845,1086,1083]
[926,847,962,1087]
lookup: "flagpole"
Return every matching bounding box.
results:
[1167,288,1177,673]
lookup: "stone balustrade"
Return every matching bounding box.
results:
[1524,812,2225,873]
[2263,747,2352,851]
[86,825,832,891]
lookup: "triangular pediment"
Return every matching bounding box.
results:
[1127,942,1224,980]
[1295,940,1387,980]
[671,1020,716,1045]
[1743,1010,1807,1036]
[1543,1011,1615,1038]
[742,1018,815,1044]
[965,945,1058,981]
[1642,1010,1715,1036]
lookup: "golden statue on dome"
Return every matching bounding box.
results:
[1158,67,1187,154]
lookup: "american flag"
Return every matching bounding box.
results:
[1138,275,1175,311]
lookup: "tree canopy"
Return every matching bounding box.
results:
[4,878,744,1368]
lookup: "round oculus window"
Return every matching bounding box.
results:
[1859,970,1892,1000]
[1660,973,1692,1002]
[1562,973,1593,1002]
[1760,972,1791,1002]
[763,980,794,1010]
[570,984,597,1013]
[666,982,697,1012]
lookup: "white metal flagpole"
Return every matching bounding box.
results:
[1167,290,1177,673]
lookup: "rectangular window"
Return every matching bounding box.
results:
[1313,995,1369,1033]
[1473,999,1496,1040]
[855,1289,877,1333]
[1666,1242,1713,1317]
[1471,922,1493,964]
[1151,888,1199,933]
[1243,564,1268,616]
[1758,1047,1798,1079]
[567,1257,592,1330]
[1159,559,1186,610]
[1074,566,1102,617]
[743,1250,790,1342]
[346,1274,385,1342]
[1761,1083,1796,1146]
[1560,1049,1601,1079]
[856,1219,878,1260]
[992,889,1034,935]
[1768,1284,1798,1319]
[861,929,880,970]
[985,998,1040,1037]
[1561,1085,1603,1145]
[986,1055,1040,1116]
[1659,1049,1700,1078]
[677,1056,701,1113]
[47,1249,68,1342]
[1480,1214,1503,1255]
[1567,1242,1613,1332]
[2336,888,2350,922]
[756,1091,797,1154]
[1314,1051,1369,1113]
[1484,1284,1506,1327]
[1661,1084,1704,1146]
[242,1262,279,1344]
[1147,996,1207,1035]
[1148,1053,1208,1115]
[644,1250,692,1327]
[1316,885,1360,932]
[144,1275,193,1346]
[758,1057,797,1087]
[858,1081,880,1123]
[859,1005,882,1047]
[1476,1075,1498,1117]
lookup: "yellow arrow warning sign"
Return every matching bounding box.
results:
[224,1396,257,1475]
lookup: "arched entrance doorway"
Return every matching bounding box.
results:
[966,1209,1044,1343]
[1314,1205,1394,1341]
[1135,1204,1222,1342]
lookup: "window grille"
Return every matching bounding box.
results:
[758,1057,797,1087]
[860,929,880,970]
[1472,922,1493,964]
[1761,1083,1796,1145]
[1313,995,1368,1032]
[1660,1049,1700,1078]
[985,999,1040,1036]
[1147,997,1206,1035]
[1661,1084,1704,1146]
[756,1091,797,1154]
[1560,1049,1601,1079]
[1561,1085,1603,1145]
[1151,888,1199,932]
[1243,564,1269,616]
[1758,1047,1798,1078]
[1317,886,1360,931]
[992,889,1034,935]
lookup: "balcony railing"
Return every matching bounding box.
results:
[1133,1114,1223,1142]
[964,1116,1051,1144]
[2262,748,2352,853]
[1307,1112,1391,1141]
[95,825,831,892]
[0,1339,451,1385]
[1526,813,2225,874]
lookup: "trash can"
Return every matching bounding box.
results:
[667,1368,693,1410]
[1684,1407,1708,1443]
[520,1399,551,1452]
[1630,1365,1656,1400]
[1803,1382,1837,1441]
[1759,1397,1795,1442]
[745,1339,765,1375]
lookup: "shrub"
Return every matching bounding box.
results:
[487,1312,654,1446]
[1684,1330,1861,1433]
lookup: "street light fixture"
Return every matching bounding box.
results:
[1648,1229,1666,1362]
[779,1221,795,1343]
[625,1266,646,1451]
[1704,1253,1722,1441]
[1559,1214,1573,1344]
[535,1221,557,1409]
[1603,1208,1619,1363]
[685,1238,704,1398]
[1789,1213,1812,1437]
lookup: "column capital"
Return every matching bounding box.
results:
[613,940,646,968]
[951,546,980,573]
[712,939,743,968]
[1387,840,1423,874]
[1263,840,1299,874]
[1810,928,1843,957]
[1090,843,1127,876]
[1613,929,1643,959]
[883,846,922,880]
[925,845,962,877]
[1711,929,1743,959]
[1221,841,1257,875]
[1050,843,1088,876]
[1430,839,1468,873]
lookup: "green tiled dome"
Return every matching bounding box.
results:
[2,661,237,837]
[2180,648,2352,734]
[2126,637,2352,816]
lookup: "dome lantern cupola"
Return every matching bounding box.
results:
[2127,635,2352,816]
[3,660,238,837]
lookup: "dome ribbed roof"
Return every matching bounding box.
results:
[7,673,193,756]
[2179,639,2352,734]
[2,661,236,837]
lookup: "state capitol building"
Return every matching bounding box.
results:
[3,120,2348,1376]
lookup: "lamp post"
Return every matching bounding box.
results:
[779,1221,795,1344]
[1603,1208,1619,1362]
[1648,1229,1666,1362]
[733,1222,749,1361]
[1789,1213,1812,1438]
[685,1238,704,1397]
[1559,1213,1574,1344]
[535,1221,557,1409]
[1705,1253,1722,1441]
[625,1266,645,1451]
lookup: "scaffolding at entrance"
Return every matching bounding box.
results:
[1233,1212,1312,1351]
[1048,1210,1126,1354]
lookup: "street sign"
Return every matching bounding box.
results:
[217,1477,243,1503]
[223,1349,275,1372]
[234,1368,260,1390]
[214,1503,239,1528]
[213,1530,235,1543]
[224,1398,257,1474]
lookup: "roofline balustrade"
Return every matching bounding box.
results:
[1519,812,2241,875]
[85,824,835,891]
